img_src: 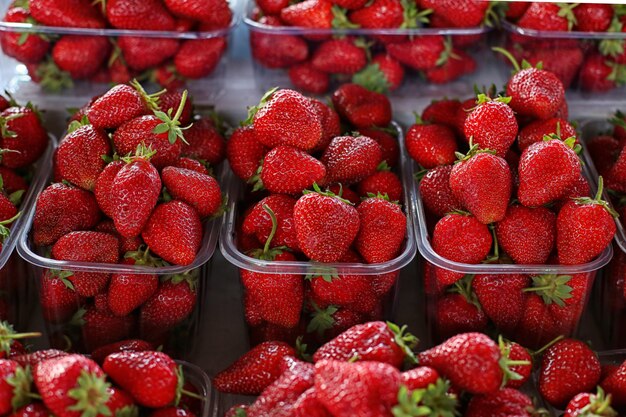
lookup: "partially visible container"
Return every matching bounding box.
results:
[0,0,243,107]
[178,360,214,417]
[219,121,416,347]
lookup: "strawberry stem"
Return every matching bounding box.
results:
[262,204,277,255]
[531,335,566,356]
[492,47,521,73]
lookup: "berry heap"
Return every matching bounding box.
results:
[227,86,408,345]
[31,81,225,353]
[0,0,232,91]
[250,0,495,94]
[409,58,617,349]
[503,2,626,92]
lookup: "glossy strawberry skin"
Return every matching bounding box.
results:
[174,38,226,79]
[405,123,457,169]
[181,118,226,166]
[465,388,534,417]
[0,8,50,64]
[52,36,111,79]
[1,107,48,169]
[288,62,330,95]
[106,0,176,30]
[90,339,154,365]
[139,279,197,337]
[518,118,578,151]
[464,101,518,158]
[88,84,151,130]
[226,126,268,182]
[260,146,326,194]
[355,197,406,263]
[331,83,392,129]
[311,39,367,75]
[30,0,107,28]
[419,165,462,217]
[322,135,383,185]
[506,68,565,120]
[251,16,308,69]
[242,195,299,251]
[161,166,222,218]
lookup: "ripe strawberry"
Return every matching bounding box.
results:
[162,166,222,218]
[164,0,232,27]
[418,165,461,217]
[539,338,601,407]
[181,118,225,166]
[94,161,124,218]
[39,270,83,324]
[434,290,488,340]
[213,341,296,395]
[80,305,134,351]
[353,54,404,93]
[465,388,535,417]
[52,36,111,79]
[141,201,202,265]
[158,90,193,125]
[564,387,617,417]
[250,16,309,69]
[0,167,27,194]
[288,62,330,94]
[500,339,532,389]
[322,135,382,184]
[12,349,68,369]
[464,96,518,158]
[357,128,399,168]
[312,39,367,75]
[307,306,365,341]
[8,403,50,417]
[425,49,477,84]
[118,37,179,72]
[106,0,176,30]
[525,47,584,89]
[420,0,488,27]
[293,186,360,262]
[308,250,368,306]
[174,38,226,79]
[292,387,331,417]
[355,195,406,263]
[517,2,577,31]
[557,177,617,265]
[255,0,289,15]
[91,339,154,365]
[88,82,160,130]
[174,158,208,175]
[140,274,197,335]
[449,147,512,224]
[331,83,392,128]
[574,4,613,32]
[0,106,48,169]
[422,99,461,130]
[349,0,405,28]
[30,0,106,28]
[387,36,446,71]
[400,366,439,390]
[226,125,267,181]
[580,54,626,92]
[103,351,180,407]
[495,205,556,264]
[242,195,299,251]
[107,267,158,317]
[505,62,566,120]
[280,0,334,29]
[518,137,581,207]
[357,169,402,202]
[601,360,626,407]
[0,8,50,64]
[405,118,457,169]
[518,118,578,151]
[56,125,111,191]
[0,359,31,414]
[254,146,326,194]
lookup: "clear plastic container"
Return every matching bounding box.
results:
[219,121,416,346]
[178,360,214,417]
[245,0,492,99]
[0,0,243,107]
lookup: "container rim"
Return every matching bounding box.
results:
[503,20,626,40]
[178,360,214,417]
[219,121,417,275]
[411,125,614,275]
[17,152,224,275]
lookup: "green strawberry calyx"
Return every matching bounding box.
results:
[362,192,401,207]
[152,90,191,145]
[574,176,619,218]
[36,58,74,93]
[174,365,204,406]
[392,379,458,417]
[387,321,418,366]
[0,320,41,357]
[242,87,278,126]
[454,141,496,164]
[401,1,431,29]
[576,387,618,417]
[114,405,139,417]
[248,161,265,193]
[130,79,164,113]
[435,37,461,67]
[542,133,582,156]
[124,245,166,268]
[307,303,338,338]
[606,61,626,87]
[295,336,312,362]
[497,336,530,389]
[474,93,512,106]
[352,63,391,94]
[331,5,359,29]
[305,263,339,282]
[67,115,92,134]
[492,47,542,74]
[522,274,573,307]
[610,110,626,130]
[165,269,199,292]
[449,275,482,310]
[599,18,625,58]
[0,211,20,244]
[0,112,24,139]
[303,182,354,206]
[66,370,112,417]
[247,204,290,261]
[121,142,157,164]
[7,364,40,410]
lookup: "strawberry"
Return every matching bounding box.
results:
[280,0,334,29]
[322,135,382,184]
[449,146,512,225]
[0,106,49,169]
[213,341,296,395]
[39,270,83,323]
[432,213,492,285]
[103,387,137,417]
[110,145,162,238]
[30,0,106,28]
[292,387,331,417]
[464,96,518,158]
[94,161,125,219]
[500,339,532,389]
[162,166,222,218]
[0,8,50,64]
[357,128,399,168]
[418,165,461,217]
[180,118,225,166]
[242,195,299,251]
[313,321,417,367]
[174,38,226,79]
[574,4,613,32]
[331,83,392,128]
[158,91,193,126]
[0,359,31,414]
[422,99,461,130]
[226,125,267,182]
[465,388,535,417]
[0,322,39,359]
[88,82,160,130]
[357,169,403,202]
[0,167,27,194]
[8,403,50,417]
[518,137,581,207]
[517,2,577,31]
[253,146,326,194]
[601,360,626,407]
[52,36,111,79]
[103,351,181,408]
[118,37,179,72]
[564,387,617,417]
[400,366,439,390]
[425,50,477,84]
[174,158,208,175]
[387,36,446,71]
[525,47,584,89]
[420,0,488,27]
[348,0,405,28]
[405,117,457,169]
[355,195,406,263]
[288,62,330,94]
[308,250,369,308]
[139,273,198,335]
[539,338,601,407]
[580,54,626,92]
[518,118,578,152]
[80,305,134,351]
[107,265,158,317]
[12,349,68,369]
[91,339,154,365]
[293,185,360,262]
[434,289,488,340]
[56,125,111,191]
[505,63,565,120]
[495,205,556,264]
[106,0,176,30]
[255,0,289,15]
[312,39,367,75]
[164,0,232,26]
[34,354,110,417]
[557,177,617,265]
[307,306,365,341]
[250,16,309,69]
[353,54,404,93]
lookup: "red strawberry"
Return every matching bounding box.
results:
[308,250,368,307]
[280,0,334,29]
[88,82,159,130]
[255,0,289,15]
[91,339,154,365]
[106,0,176,30]
[525,47,584,89]
[557,177,617,265]
[0,359,31,414]
[288,62,330,94]
[250,16,309,69]
[174,158,208,175]
[422,99,461,130]
[588,135,620,175]
[30,0,106,28]
[449,147,512,224]
[518,118,578,151]
[387,36,446,71]
[434,289,488,340]
[539,338,601,407]
[118,37,179,72]
[226,125,267,181]
[164,0,232,27]
[322,135,382,185]
[52,36,111,79]
[242,195,299,251]
[307,306,365,341]
[174,38,226,79]
[254,146,326,194]
[39,270,83,324]
[357,169,402,202]
[80,305,134,351]
[418,165,461,217]
[94,161,124,218]
[0,106,49,169]
[601,360,626,407]
[0,167,28,194]
[312,39,367,75]
[420,0,488,27]
[495,205,556,264]
[425,49,477,84]
[517,2,577,31]
[139,274,197,335]
[213,341,296,395]
[500,339,532,389]
[0,8,50,64]
[355,195,406,263]
[357,128,399,167]
[181,118,225,166]
[162,166,222,218]
[580,54,626,92]
[349,0,405,28]
[103,351,180,407]
[293,185,360,262]
[11,349,68,369]
[353,54,404,92]
[8,403,50,417]
[564,387,617,417]
[400,366,439,390]
[405,118,457,169]
[464,96,518,158]
[465,388,535,417]
[292,387,332,417]
[518,137,581,207]
[574,4,613,32]
[310,100,340,154]
[331,83,392,128]
[34,355,109,417]
[107,266,158,317]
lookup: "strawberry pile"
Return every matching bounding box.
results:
[217,323,552,417]
[0,0,232,91]
[30,81,225,353]
[503,2,626,92]
[250,0,494,94]
[409,60,617,349]
[227,85,408,345]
